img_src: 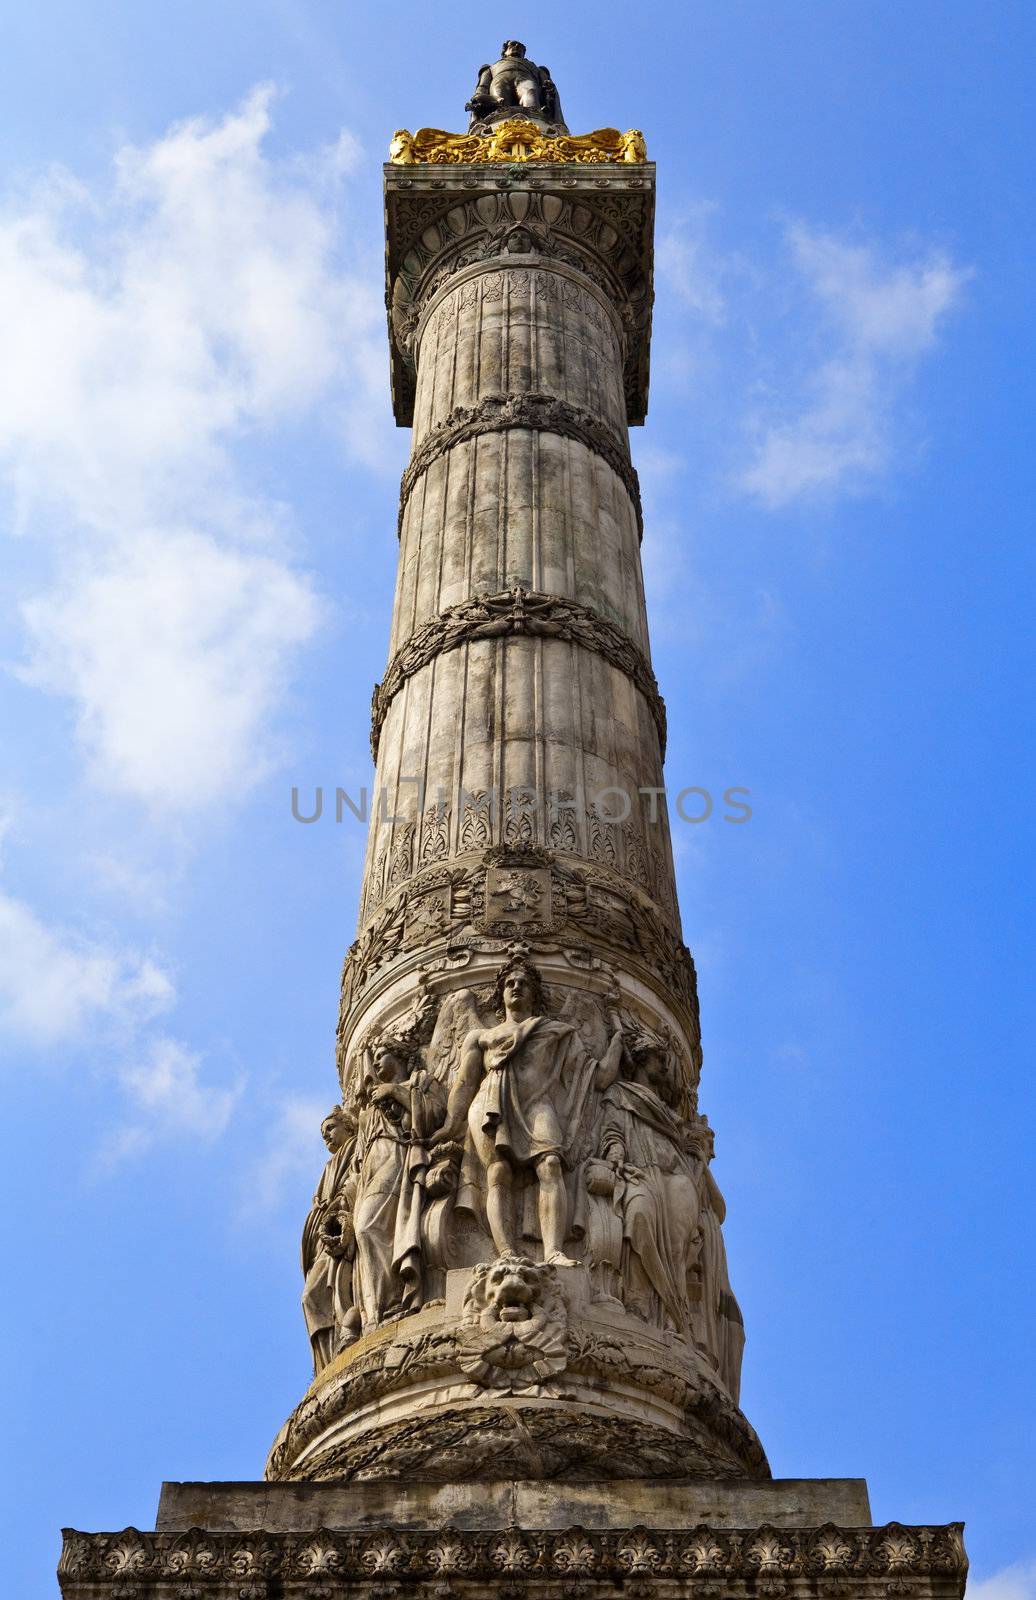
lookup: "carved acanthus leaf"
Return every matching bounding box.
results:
[61,1522,966,1590]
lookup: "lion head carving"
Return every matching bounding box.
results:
[457,1252,568,1386]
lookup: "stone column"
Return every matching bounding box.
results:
[346,167,694,1079]
[56,93,968,1600]
[255,158,769,1486]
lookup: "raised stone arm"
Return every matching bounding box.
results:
[368,1078,413,1121]
[595,1028,625,1091]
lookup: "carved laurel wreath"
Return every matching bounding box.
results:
[370,585,666,762]
[397,391,643,541]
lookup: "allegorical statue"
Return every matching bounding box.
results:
[300,1105,360,1374]
[350,1033,446,1333]
[431,955,623,1265]
[585,1027,703,1337]
[690,1119,746,1403]
[466,41,566,131]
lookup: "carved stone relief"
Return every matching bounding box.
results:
[319,950,723,1420]
[456,1253,568,1386]
[475,847,559,928]
[341,848,697,1030]
[419,800,451,863]
[60,1518,967,1593]
[384,182,654,425]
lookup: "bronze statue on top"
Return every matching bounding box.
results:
[466,41,567,132]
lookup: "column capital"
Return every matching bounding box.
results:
[384,163,655,426]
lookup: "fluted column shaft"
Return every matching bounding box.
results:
[361,249,677,938]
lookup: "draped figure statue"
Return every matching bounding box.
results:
[301,1105,360,1374]
[351,1036,446,1333]
[584,1029,703,1337]
[691,1120,746,1403]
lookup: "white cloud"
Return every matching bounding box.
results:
[243,1093,334,1219]
[657,205,727,324]
[970,1560,1036,1600]
[97,1036,243,1169]
[0,888,174,1045]
[20,528,321,806]
[0,85,385,810]
[0,879,241,1170]
[740,225,968,508]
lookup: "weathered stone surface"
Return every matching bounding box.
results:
[267,1260,765,1484]
[384,170,655,427]
[59,1517,967,1600]
[155,1475,874,1533]
[370,586,666,762]
[270,146,751,1486]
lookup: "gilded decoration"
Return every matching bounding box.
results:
[389,121,648,166]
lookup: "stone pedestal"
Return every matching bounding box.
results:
[60,1477,968,1599]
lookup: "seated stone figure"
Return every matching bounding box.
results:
[466,41,566,130]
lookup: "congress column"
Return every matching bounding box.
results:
[58,44,967,1600]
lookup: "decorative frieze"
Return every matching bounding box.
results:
[339,852,699,1024]
[389,119,649,166]
[59,1520,967,1596]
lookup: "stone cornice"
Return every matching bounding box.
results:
[398,391,643,541]
[59,1521,968,1596]
[370,586,665,762]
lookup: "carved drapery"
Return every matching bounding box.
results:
[370,587,665,761]
[57,62,967,1600]
[272,154,757,1488]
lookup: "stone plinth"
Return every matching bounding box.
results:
[60,1478,967,1600]
[154,1476,874,1531]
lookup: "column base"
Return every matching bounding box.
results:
[266,1265,767,1484]
[59,1476,967,1598]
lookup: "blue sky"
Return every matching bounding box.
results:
[1,2,1033,1593]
